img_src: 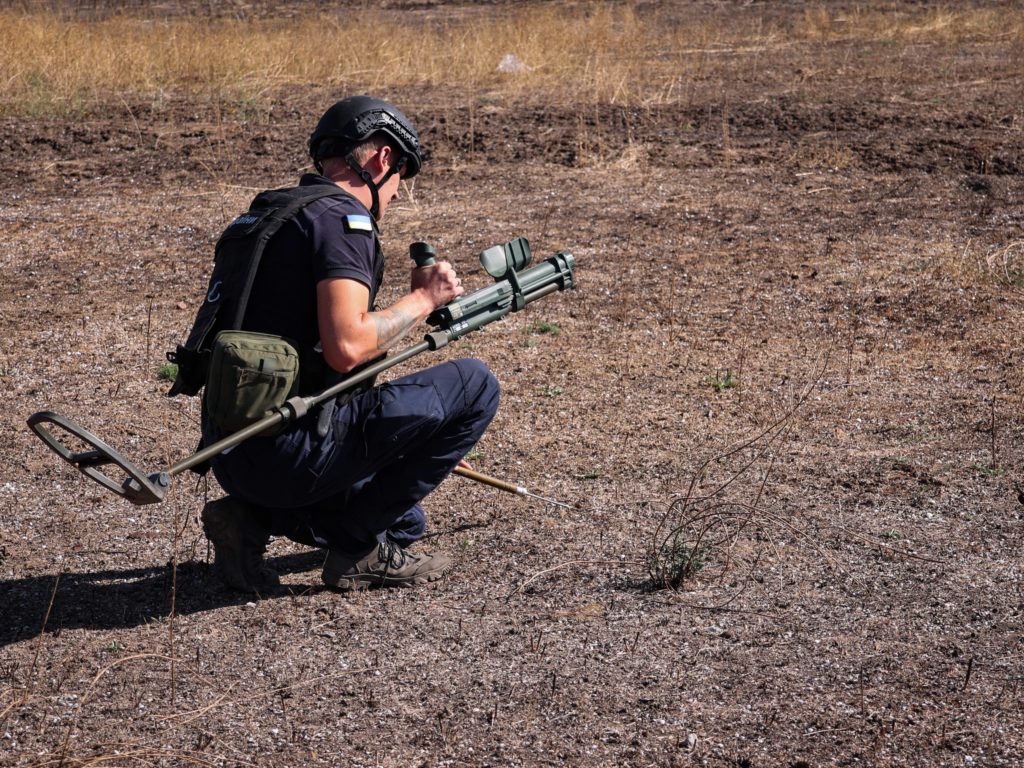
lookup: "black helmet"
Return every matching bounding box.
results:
[309,95,423,179]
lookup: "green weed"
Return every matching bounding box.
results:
[705,371,738,392]
[972,463,1003,477]
[527,320,561,336]
[649,535,708,589]
[157,362,178,381]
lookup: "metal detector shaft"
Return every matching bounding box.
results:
[452,466,573,509]
[166,283,569,476]
[169,243,575,478]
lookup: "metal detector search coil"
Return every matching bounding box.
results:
[27,236,576,506]
[27,411,170,505]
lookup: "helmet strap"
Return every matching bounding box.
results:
[343,152,405,221]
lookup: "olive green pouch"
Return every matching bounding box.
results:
[204,330,300,435]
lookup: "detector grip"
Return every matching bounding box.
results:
[409,241,437,267]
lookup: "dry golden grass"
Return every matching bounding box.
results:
[0,4,1021,115]
[800,5,1022,43]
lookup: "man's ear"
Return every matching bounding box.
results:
[372,143,393,174]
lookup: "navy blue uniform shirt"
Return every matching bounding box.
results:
[241,174,383,358]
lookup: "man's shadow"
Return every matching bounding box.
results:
[0,551,325,648]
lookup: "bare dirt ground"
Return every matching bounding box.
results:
[2,2,1024,766]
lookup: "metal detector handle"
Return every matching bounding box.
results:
[409,241,437,267]
[26,411,169,505]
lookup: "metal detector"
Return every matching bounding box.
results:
[27,238,575,505]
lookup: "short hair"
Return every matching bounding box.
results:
[350,135,392,164]
[319,134,394,168]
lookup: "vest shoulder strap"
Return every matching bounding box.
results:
[167,184,356,396]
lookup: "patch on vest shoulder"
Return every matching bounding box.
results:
[232,213,260,227]
[343,214,374,233]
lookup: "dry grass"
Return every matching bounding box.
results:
[1,3,1022,116]
[800,5,1023,43]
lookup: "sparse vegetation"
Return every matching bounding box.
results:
[526,320,561,336]
[157,362,178,381]
[647,534,708,589]
[971,462,1004,477]
[705,371,738,391]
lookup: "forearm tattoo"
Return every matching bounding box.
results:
[371,307,419,351]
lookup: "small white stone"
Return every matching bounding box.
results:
[497,54,530,74]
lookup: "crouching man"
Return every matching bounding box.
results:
[174,96,499,593]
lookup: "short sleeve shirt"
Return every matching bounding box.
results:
[242,174,382,356]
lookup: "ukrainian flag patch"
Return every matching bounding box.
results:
[343,214,374,233]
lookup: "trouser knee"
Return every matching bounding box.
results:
[452,358,500,421]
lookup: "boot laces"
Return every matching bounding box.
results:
[378,539,411,570]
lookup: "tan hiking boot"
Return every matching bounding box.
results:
[201,497,280,594]
[322,539,452,591]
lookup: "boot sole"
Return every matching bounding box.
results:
[323,569,450,592]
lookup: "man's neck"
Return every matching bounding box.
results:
[324,169,372,212]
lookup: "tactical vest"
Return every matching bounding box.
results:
[167,183,384,400]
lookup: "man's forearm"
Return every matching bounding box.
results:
[371,305,420,351]
[318,279,437,372]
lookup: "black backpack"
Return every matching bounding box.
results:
[167,184,358,397]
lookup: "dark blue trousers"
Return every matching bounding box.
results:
[208,358,500,555]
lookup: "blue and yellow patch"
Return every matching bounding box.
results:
[343,214,374,233]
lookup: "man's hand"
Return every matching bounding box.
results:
[412,261,464,310]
